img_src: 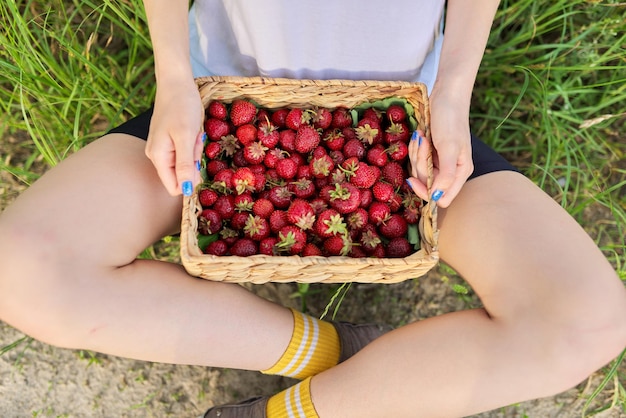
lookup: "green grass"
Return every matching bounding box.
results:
[1,0,625,415]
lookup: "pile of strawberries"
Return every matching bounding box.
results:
[198,98,422,258]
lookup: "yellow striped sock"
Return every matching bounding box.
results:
[261,308,340,379]
[266,377,319,418]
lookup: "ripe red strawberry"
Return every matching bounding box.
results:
[269,210,289,233]
[384,121,410,144]
[290,178,315,199]
[363,108,383,124]
[346,208,368,232]
[386,237,413,258]
[231,167,256,195]
[275,225,307,255]
[252,198,274,219]
[198,208,222,235]
[355,118,382,145]
[285,108,310,130]
[253,173,266,193]
[230,238,258,257]
[263,148,285,169]
[350,162,381,189]
[359,188,373,208]
[204,141,222,159]
[276,157,298,180]
[271,108,290,128]
[312,107,332,130]
[389,192,403,212]
[368,201,391,225]
[296,164,313,180]
[330,167,347,185]
[268,185,293,209]
[259,236,279,256]
[204,239,229,256]
[323,234,354,256]
[230,100,257,126]
[220,227,239,246]
[234,192,254,211]
[243,141,268,165]
[205,118,231,141]
[379,213,408,239]
[199,188,218,207]
[219,134,240,157]
[257,118,280,148]
[236,123,257,146]
[302,243,323,257]
[206,159,228,177]
[309,197,328,215]
[382,161,406,188]
[372,181,395,203]
[331,107,353,129]
[386,141,409,161]
[230,211,250,231]
[343,138,366,160]
[295,125,321,154]
[329,182,361,214]
[342,126,357,141]
[360,225,382,254]
[313,208,347,238]
[386,105,406,123]
[279,129,297,152]
[244,214,271,241]
[213,168,235,192]
[213,194,235,220]
[366,144,389,167]
[309,154,335,179]
[286,199,316,230]
[322,129,345,151]
[207,101,228,120]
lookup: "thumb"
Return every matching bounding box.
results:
[429,142,458,205]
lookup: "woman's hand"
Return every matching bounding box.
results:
[145,77,205,196]
[407,90,474,208]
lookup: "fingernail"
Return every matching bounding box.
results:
[201,132,207,143]
[431,189,444,202]
[411,131,418,141]
[195,160,201,171]
[418,135,423,146]
[182,181,193,196]
[405,178,412,188]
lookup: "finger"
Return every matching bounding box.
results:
[145,135,179,196]
[435,154,474,208]
[429,141,459,206]
[175,129,202,197]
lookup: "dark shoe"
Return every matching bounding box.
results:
[332,321,394,363]
[203,396,268,418]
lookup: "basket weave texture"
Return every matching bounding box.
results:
[181,76,439,284]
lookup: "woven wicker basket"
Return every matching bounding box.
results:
[180,76,439,284]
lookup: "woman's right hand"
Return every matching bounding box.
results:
[145,77,205,196]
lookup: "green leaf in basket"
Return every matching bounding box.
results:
[350,97,418,131]
[407,223,421,251]
[197,233,219,253]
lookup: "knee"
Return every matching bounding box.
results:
[532,272,626,394]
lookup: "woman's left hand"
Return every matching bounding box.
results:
[407,90,474,208]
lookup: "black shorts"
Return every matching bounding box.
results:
[108,107,518,180]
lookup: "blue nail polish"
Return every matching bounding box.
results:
[201,132,207,143]
[405,178,412,188]
[182,181,193,196]
[411,131,418,141]
[195,160,201,171]
[418,135,423,146]
[431,189,444,202]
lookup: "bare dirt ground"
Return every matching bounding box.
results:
[1,132,624,418]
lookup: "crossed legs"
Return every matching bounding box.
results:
[1,134,624,417]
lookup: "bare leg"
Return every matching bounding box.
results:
[0,134,292,370]
[311,171,626,417]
